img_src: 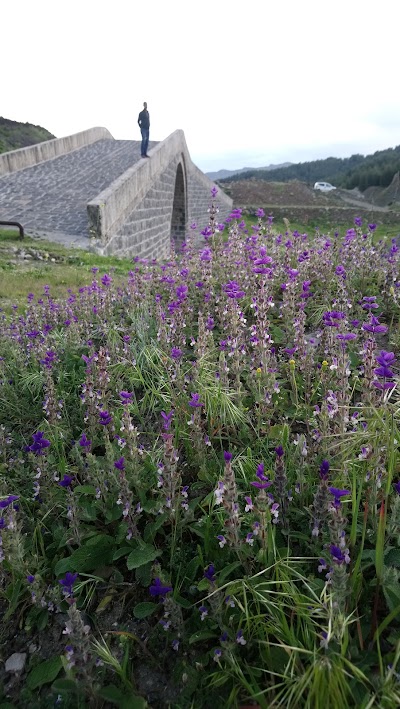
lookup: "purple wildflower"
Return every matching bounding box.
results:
[78,433,91,450]
[40,350,57,369]
[149,578,173,597]
[27,431,50,455]
[222,280,245,299]
[170,347,183,360]
[58,475,74,488]
[329,545,346,565]
[0,495,19,509]
[236,630,246,645]
[204,564,216,584]
[188,393,204,408]
[119,391,134,403]
[161,410,174,431]
[251,463,272,490]
[59,572,79,597]
[99,410,112,426]
[319,460,330,480]
[363,315,388,334]
[199,605,208,620]
[328,487,350,505]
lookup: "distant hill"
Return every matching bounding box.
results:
[219,146,400,193]
[206,163,293,181]
[0,117,55,154]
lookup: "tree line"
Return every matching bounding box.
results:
[220,145,400,191]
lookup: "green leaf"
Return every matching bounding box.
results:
[105,505,124,522]
[51,678,79,694]
[27,656,63,690]
[174,595,192,609]
[385,549,400,567]
[74,485,96,495]
[270,325,285,344]
[121,698,147,709]
[36,608,49,631]
[127,545,161,570]
[135,562,152,587]
[54,536,114,575]
[383,583,400,612]
[189,630,218,645]
[96,685,125,704]
[79,500,98,521]
[143,515,167,543]
[196,578,209,591]
[113,546,132,561]
[133,601,158,619]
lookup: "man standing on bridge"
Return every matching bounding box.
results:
[138,102,150,158]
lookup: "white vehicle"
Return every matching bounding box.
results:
[314,181,337,192]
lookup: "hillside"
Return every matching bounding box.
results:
[206,162,292,181]
[221,177,400,226]
[0,117,55,154]
[219,145,400,194]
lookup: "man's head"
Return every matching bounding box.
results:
[143,102,147,110]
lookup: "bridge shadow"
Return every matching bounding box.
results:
[171,162,186,248]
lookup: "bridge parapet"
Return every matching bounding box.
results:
[0,127,113,176]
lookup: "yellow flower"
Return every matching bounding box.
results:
[322,360,328,367]
[256,367,262,375]
[289,359,296,367]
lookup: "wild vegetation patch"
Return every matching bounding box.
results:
[0,199,400,707]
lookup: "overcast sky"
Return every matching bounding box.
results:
[2,0,399,172]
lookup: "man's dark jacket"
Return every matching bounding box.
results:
[138,109,150,130]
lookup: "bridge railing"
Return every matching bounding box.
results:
[0,127,114,176]
[0,220,24,239]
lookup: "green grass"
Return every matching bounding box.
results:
[0,229,135,310]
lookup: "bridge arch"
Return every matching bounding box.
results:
[170,160,187,247]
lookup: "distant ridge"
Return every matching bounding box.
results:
[0,117,55,154]
[205,162,293,181]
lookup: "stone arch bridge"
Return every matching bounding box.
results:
[0,127,232,259]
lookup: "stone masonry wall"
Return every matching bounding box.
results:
[187,162,232,232]
[99,153,184,260]
[89,130,233,259]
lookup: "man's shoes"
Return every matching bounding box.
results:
[144,154,150,158]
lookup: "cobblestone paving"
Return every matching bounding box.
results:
[0,139,157,246]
